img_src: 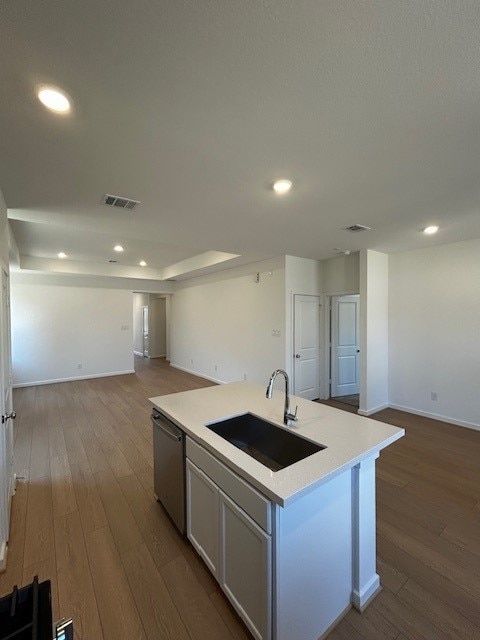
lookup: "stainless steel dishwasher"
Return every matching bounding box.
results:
[151,409,186,534]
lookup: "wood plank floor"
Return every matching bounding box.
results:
[2,356,480,640]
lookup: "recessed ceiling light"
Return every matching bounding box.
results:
[139,260,147,267]
[423,225,439,235]
[272,179,292,195]
[37,86,71,113]
[114,245,124,252]
[57,252,67,259]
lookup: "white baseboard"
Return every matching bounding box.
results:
[357,401,479,432]
[388,403,480,432]
[169,363,225,385]
[357,403,389,417]
[133,350,143,356]
[352,574,381,611]
[13,369,135,388]
[148,354,167,359]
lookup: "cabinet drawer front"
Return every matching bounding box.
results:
[186,438,272,534]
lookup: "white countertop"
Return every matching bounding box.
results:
[149,381,404,506]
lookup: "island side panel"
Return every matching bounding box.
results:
[351,453,380,610]
[273,468,352,640]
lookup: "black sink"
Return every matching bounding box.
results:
[207,413,325,472]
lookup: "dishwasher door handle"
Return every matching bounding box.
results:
[152,415,183,441]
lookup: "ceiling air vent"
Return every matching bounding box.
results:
[102,194,140,210]
[344,224,371,232]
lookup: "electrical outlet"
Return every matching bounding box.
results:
[190,358,194,364]
[271,329,281,337]
[77,363,82,370]
[120,325,129,331]
[214,365,218,371]
[243,373,247,381]
[431,392,438,401]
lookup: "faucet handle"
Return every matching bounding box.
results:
[286,405,299,424]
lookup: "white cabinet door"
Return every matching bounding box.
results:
[219,491,272,640]
[186,459,220,578]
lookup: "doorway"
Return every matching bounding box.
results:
[292,295,321,400]
[133,292,169,371]
[142,305,149,357]
[330,294,360,406]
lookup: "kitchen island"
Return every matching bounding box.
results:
[150,381,404,640]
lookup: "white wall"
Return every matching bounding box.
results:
[10,271,174,294]
[0,191,8,270]
[284,256,323,379]
[165,296,171,361]
[359,250,389,415]
[323,253,359,295]
[11,279,134,386]
[389,238,480,429]
[285,255,323,295]
[133,292,149,354]
[170,257,286,385]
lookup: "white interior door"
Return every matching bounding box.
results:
[0,268,13,563]
[142,305,149,357]
[293,295,320,400]
[331,295,360,397]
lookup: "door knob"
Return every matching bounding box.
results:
[295,354,301,358]
[1,411,16,424]
[356,349,360,353]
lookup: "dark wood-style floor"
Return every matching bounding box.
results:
[330,393,360,409]
[1,357,480,640]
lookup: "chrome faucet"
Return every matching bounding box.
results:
[265,369,299,426]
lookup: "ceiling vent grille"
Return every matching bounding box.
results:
[344,224,371,232]
[102,194,140,210]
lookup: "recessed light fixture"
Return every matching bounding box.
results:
[114,245,124,252]
[57,252,67,259]
[423,225,439,235]
[272,179,292,195]
[139,260,147,267]
[37,85,71,113]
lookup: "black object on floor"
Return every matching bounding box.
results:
[0,576,52,640]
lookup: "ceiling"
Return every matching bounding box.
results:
[2,1,480,280]
[9,219,201,269]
